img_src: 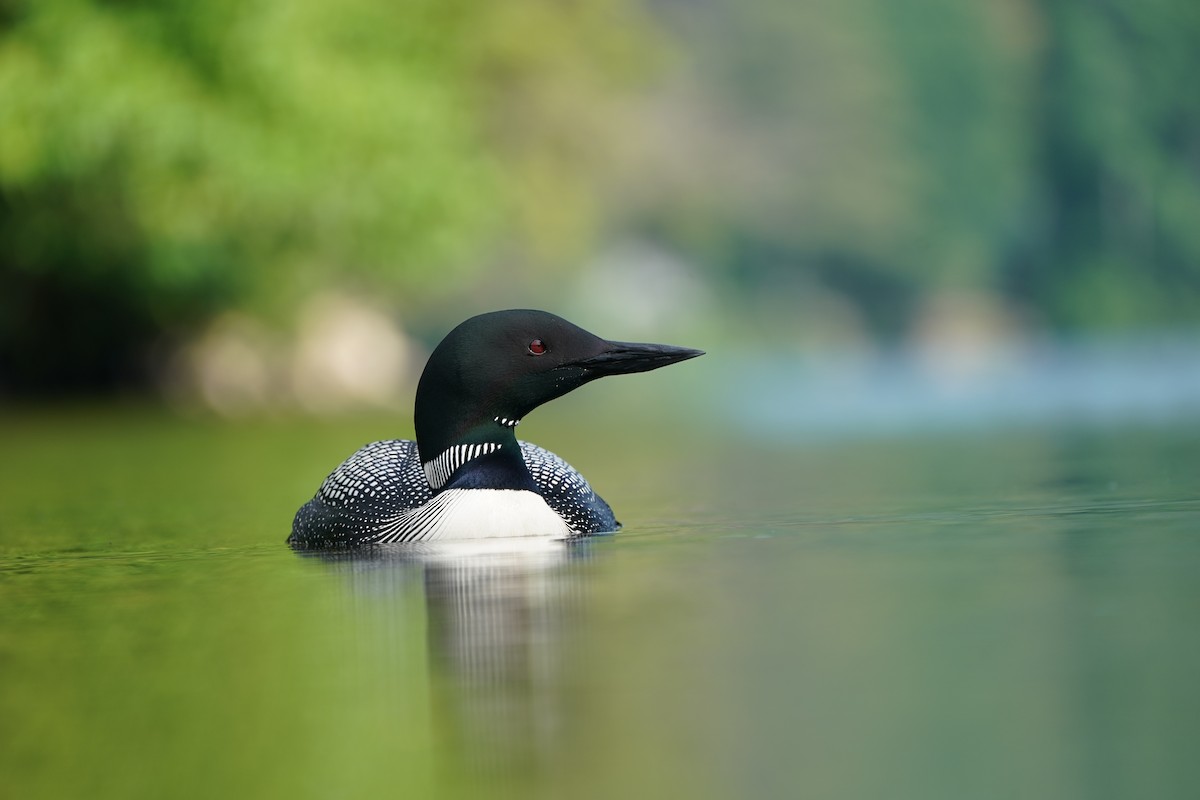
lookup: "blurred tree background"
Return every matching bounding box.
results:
[1,0,1198,398]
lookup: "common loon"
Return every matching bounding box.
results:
[289,309,703,548]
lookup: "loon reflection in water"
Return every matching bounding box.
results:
[296,539,592,779]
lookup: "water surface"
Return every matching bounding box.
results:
[1,409,1197,799]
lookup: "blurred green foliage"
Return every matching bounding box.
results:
[639,0,1200,335]
[0,0,480,387]
[1032,0,1200,327]
[1,0,1198,393]
[0,0,655,391]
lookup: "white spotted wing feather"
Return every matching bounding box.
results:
[290,439,618,546]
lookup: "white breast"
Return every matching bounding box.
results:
[375,489,573,542]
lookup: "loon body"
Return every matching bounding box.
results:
[289,309,703,548]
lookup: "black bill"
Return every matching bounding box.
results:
[571,340,705,376]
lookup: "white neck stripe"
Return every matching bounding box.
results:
[422,442,502,489]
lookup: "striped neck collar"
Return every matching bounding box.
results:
[422,442,503,490]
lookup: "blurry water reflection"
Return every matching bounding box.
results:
[296,539,593,789]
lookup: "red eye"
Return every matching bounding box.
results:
[528,339,547,355]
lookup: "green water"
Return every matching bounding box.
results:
[2,408,1198,799]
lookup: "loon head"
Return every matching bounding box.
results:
[414,309,704,469]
